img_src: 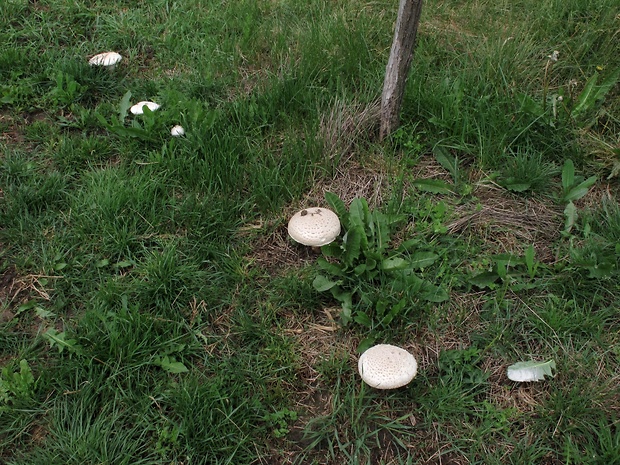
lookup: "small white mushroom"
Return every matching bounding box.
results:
[88,51,122,68]
[287,207,341,247]
[130,101,160,115]
[358,344,418,389]
[170,125,185,137]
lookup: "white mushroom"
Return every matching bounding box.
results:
[287,207,341,247]
[170,125,185,137]
[130,101,160,115]
[88,51,122,68]
[358,344,418,389]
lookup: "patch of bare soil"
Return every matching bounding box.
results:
[0,261,62,337]
[1,109,51,153]
[0,111,26,146]
[238,218,320,274]
[275,309,357,462]
[28,423,48,446]
[283,307,358,408]
[0,265,21,322]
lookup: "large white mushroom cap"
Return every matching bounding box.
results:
[287,207,341,247]
[89,51,122,67]
[130,101,160,115]
[358,344,418,389]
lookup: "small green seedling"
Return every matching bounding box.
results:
[560,159,597,236]
[264,408,298,438]
[153,355,189,374]
[561,159,597,203]
[43,328,83,355]
[468,246,544,291]
[0,360,35,405]
[46,71,86,107]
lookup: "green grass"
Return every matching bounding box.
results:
[1,0,619,463]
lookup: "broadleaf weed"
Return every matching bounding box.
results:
[314,193,447,329]
[518,51,619,128]
[45,71,86,108]
[0,360,35,406]
[264,408,298,438]
[561,159,597,203]
[468,247,546,291]
[43,328,83,355]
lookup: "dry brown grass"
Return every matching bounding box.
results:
[404,155,564,263]
[0,265,60,321]
[318,97,380,166]
[237,218,319,273]
[408,154,459,183]
[0,266,20,322]
[305,158,392,209]
[572,179,619,211]
[283,308,357,404]
[446,179,563,263]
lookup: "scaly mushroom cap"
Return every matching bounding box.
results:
[287,207,341,247]
[130,101,160,115]
[89,51,122,67]
[358,344,418,389]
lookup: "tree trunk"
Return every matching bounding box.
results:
[380,0,423,140]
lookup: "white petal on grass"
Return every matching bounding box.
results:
[170,125,185,136]
[130,101,160,115]
[507,360,556,382]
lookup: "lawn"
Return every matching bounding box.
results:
[1,0,619,463]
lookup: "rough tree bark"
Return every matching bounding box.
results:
[380,0,423,140]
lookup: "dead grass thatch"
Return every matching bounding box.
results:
[447,181,563,262]
[318,97,380,166]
